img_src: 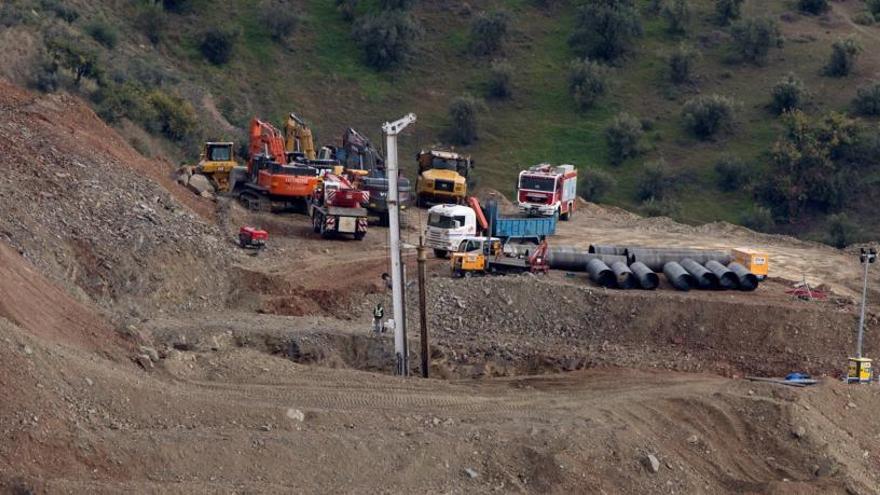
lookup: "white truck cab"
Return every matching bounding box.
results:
[425,204,477,257]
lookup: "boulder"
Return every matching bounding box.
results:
[186,173,214,195]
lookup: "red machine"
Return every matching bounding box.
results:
[309,173,370,240]
[238,117,320,211]
[239,226,268,249]
[516,164,578,220]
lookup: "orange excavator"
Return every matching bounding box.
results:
[236,117,321,211]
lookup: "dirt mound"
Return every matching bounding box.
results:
[0,82,237,316]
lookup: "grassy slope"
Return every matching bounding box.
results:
[30,0,880,237]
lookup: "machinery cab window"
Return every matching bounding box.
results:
[206,143,233,161]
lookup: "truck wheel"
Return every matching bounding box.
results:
[433,249,448,259]
[312,214,321,234]
[378,211,390,227]
[354,232,366,241]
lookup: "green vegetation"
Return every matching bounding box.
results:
[353,10,420,70]
[824,37,862,78]
[568,59,610,110]
[852,82,880,116]
[605,113,643,165]
[636,159,679,201]
[469,11,509,57]
[770,73,807,114]
[714,155,749,192]
[730,17,783,64]
[667,43,698,84]
[580,168,617,202]
[447,96,481,145]
[85,19,119,49]
[797,0,829,15]
[200,28,239,65]
[714,0,744,26]
[487,60,513,99]
[681,95,738,140]
[568,0,642,63]
[662,0,692,35]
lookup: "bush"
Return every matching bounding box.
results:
[798,0,829,15]
[46,37,103,87]
[640,197,680,217]
[826,213,858,248]
[200,28,238,65]
[852,12,876,26]
[380,0,416,8]
[41,0,78,23]
[353,10,420,70]
[30,55,60,93]
[136,3,166,45]
[681,94,737,140]
[447,96,481,145]
[580,168,617,202]
[469,11,509,57]
[85,19,119,49]
[147,90,198,142]
[568,0,642,63]
[636,159,677,201]
[487,60,512,99]
[337,0,357,21]
[605,112,643,165]
[730,17,783,64]
[662,0,691,35]
[667,43,698,84]
[869,0,880,16]
[714,155,749,191]
[852,82,880,116]
[0,3,24,27]
[260,2,299,42]
[568,59,610,110]
[824,37,862,77]
[714,0,744,26]
[770,73,806,114]
[162,0,193,13]
[94,82,155,124]
[740,206,774,232]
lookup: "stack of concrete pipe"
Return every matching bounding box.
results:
[546,244,761,292]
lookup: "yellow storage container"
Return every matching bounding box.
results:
[731,248,769,280]
[847,357,872,384]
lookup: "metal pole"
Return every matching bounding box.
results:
[417,236,429,378]
[857,259,870,358]
[383,114,417,377]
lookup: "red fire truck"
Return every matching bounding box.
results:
[516,164,578,220]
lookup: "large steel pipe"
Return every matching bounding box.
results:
[611,261,637,289]
[705,260,739,289]
[547,247,626,271]
[586,258,616,288]
[663,262,697,291]
[629,261,659,290]
[681,258,720,290]
[728,262,758,291]
[627,248,732,272]
[588,245,628,256]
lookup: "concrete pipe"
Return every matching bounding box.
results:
[547,247,626,271]
[727,262,758,291]
[586,258,616,288]
[627,248,732,272]
[705,260,739,290]
[680,258,720,290]
[629,261,659,290]
[663,261,697,291]
[588,245,629,256]
[610,261,637,289]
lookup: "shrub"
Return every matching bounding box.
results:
[580,168,617,202]
[605,112,643,165]
[714,155,749,191]
[667,43,698,84]
[200,28,238,65]
[162,0,193,13]
[259,1,299,42]
[869,0,880,16]
[640,197,680,217]
[852,82,880,116]
[94,82,155,124]
[147,90,198,142]
[681,94,737,140]
[662,0,691,35]
[487,60,512,99]
[714,0,744,26]
[337,0,357,21]
[798,0,829,15]
[380,0,416,8]
[46,37,103,87]
[447,96,481,145]
[636,159,677,201]
[0,3,24,27]
[136,3,166,45]
[41,0,78,23]
[730,17,783,64]
[30,56,60,93]
[824,37,862,77]
[568,0,642,63]
[469,11,509,57]
[85,19,119,49]
[852,12,876,26]
[353,10,420,70]
[826,213,858,248]
[567,59,610,110]
[770,73,806,114]
[740,206,774,232]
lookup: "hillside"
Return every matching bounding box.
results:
[2,0,880,242]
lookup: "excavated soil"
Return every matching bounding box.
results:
[1,84,880,494]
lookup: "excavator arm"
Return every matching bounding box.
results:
[285,113,316,160]
[248,117,286,173]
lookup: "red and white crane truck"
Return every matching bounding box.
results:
[516,164,578,220]
[309,173,370,240]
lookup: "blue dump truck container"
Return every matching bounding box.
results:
[484,199,557,242]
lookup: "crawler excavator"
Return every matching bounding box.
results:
[233,117,322,212]
[284,112,317,161]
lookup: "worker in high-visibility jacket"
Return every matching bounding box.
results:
[372,303,385,334]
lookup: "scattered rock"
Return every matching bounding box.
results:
[687,435,699,445]
[259,425,272,431]
[186,174,214,195]
[643,454,660,473]
[286,408,305,422]
[464,468,479,479]
[135,354,154,370]
[139,346,160,363]
[85,378,94,387]
[847,401,857,409]
[791,426,806,439]
[22,344,33,356]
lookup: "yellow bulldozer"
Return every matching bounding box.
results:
[416,149,473,207]
[194,141,237,192]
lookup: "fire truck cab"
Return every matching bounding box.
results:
[517,164,578,220]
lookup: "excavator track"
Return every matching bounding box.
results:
[238,190,271,213]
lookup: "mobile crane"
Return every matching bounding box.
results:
[309,173,370,240]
